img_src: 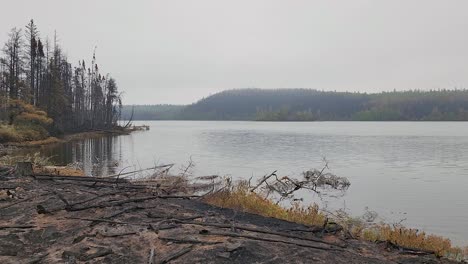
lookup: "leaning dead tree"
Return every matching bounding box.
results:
[248,160,350,203]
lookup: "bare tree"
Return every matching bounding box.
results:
[0,20,122,132]
[2,27,23,100]
[25,19,39,105]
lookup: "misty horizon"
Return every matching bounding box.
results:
[1,0,468,105]
[124,87,468,106]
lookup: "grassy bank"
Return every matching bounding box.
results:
[0,99,135,147]
[1,127,136,148]
[3,137,63,147]
[0,100,53,144]
[203,180,467,260]
[1,130,129,148]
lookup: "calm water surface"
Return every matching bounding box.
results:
[38,121,468,245]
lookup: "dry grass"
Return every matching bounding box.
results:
[0,152,53,167]
[0,125,22,142]
[203,180,466,260]
[362,225,465,259]
[6,137,62,147]
[203,181,326,227]
[8,99,53,126]
[0,151,85,176]
[15,111,53,125]
[0,99,53,143]
[34,165,85,176]
[0,124,53,144]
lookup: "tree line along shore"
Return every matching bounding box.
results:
[0,19,122,144]
[122,88,468,121]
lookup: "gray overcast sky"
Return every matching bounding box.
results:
[1,0,468,104]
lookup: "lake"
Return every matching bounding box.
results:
[37,121,468,245]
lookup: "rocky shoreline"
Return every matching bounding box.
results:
[0,172,460,263]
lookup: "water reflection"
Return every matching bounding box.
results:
[19,121,468,246]
[39,136,121,176]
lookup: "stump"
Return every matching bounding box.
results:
[16,162,33,176]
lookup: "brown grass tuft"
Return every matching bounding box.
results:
[34,165,85,176]
[0,125,23,142]
[362,225,464,258]
[203,181,326,227]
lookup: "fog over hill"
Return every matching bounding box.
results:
[122,89,468,121]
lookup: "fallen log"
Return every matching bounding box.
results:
[250,170,277,192]
[69,195,199,211]
[69,190,133,207]
[53,191,71,207]
[33,175,128,183]
[62,247,113,261]
[65,216,149,226]
[99,231,138,238]
[103,164,175,178]
[156,245,194,264]
[147,213,203,222]
[175,220,345,248]
[0,224,36,230]
[380,240,435,255]
[0,196,34,210]
[201,230,342,251]
[283,227,324,233]
[148,248,155,264]
[89,205,160,227]
[149,222,180,232]
[158,235,223,245]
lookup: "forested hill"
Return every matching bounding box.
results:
[1,19,122,143]
[124,88,468,121]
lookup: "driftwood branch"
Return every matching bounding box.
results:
[250,170,277,192]
[248,161,350,203]
[65,216,148,226]
[148,248,155,264]
[33,174,128,183]
[69,195,199,211]
[69,190,132,207]
[99,231,138,237]
[202,230,342,251]
[104,164,175,178]
[0,224,36,230]
[0,196,34,210]
[158,235,222,245]
[156,245,194,264]
[175,220,344,248]
[382,241,435,255]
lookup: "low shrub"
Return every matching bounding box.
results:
[0,152,53,166]
[17,124,49,141]
[0,124,50,143]
[0,125,23,142]
[14,112,53,126]
[0,99,54,143]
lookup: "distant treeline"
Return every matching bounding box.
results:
[121,105,184,120]
[123,89,468,121]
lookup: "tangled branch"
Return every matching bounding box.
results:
[249,160,350,203]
